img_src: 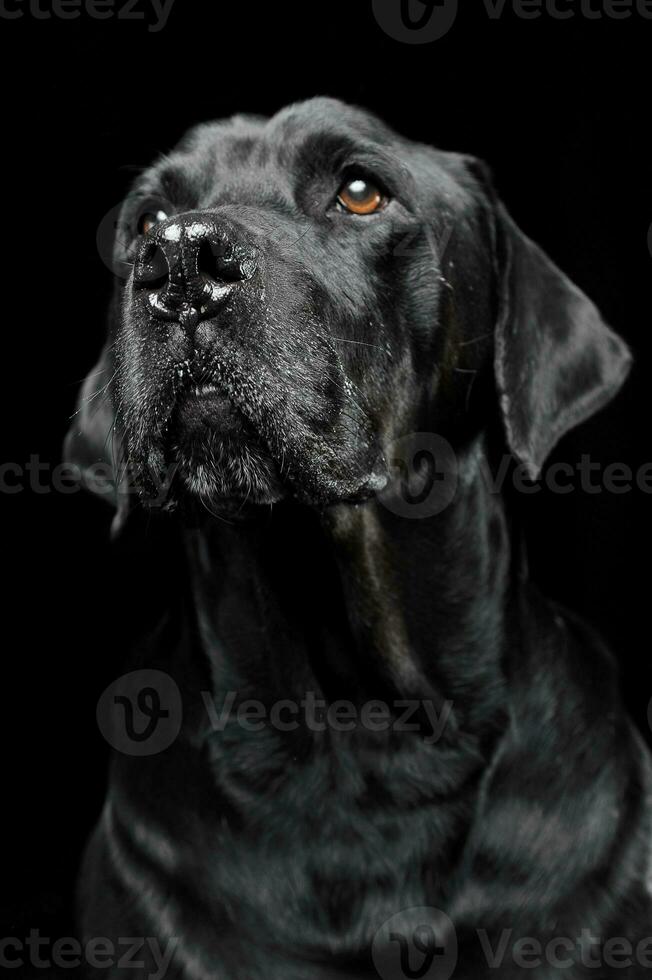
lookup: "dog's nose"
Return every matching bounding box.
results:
[132,212,258,332]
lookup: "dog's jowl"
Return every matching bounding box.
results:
[66,99,652,979]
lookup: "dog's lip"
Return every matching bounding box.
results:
[173,382,248,434]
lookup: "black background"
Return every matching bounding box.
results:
[1,0,651,958]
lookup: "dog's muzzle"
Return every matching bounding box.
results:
[132,212,258,337]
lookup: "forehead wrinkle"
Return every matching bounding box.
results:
[143,139,257,207]
[155,115,269,191]
[145,148,298,216]
[199,180,297,216]
[201,131,303,212]
[294,132,414,193]
[224,135,271,170]
[262,108,411,196]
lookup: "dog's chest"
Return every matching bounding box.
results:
[110,724,482,971]
[185,732,480,956]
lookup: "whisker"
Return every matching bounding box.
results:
[329,337,385,352]
[68,366,111,386]
[457,333,492,348]
[199,494,234,526]
[274,225,311,254]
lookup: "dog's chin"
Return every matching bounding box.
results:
[133,384,386,516]
[168,388,285,511]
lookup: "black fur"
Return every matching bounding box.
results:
[66,98,651,979]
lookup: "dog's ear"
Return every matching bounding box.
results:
[64,345,129,536]
[467,160,632,479]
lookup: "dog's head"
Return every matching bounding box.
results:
[66,98,631,527]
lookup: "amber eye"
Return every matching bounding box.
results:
[137,209,169,236]
[337,178,387,215]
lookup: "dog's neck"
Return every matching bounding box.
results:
[183,439,515,737]
[127,443,524,952]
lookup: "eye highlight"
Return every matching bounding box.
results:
[337,178,388,215]
[137,209,169,236]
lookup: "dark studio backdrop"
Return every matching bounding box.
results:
[1,0,651,960]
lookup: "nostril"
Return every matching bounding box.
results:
[135,243,169,289]
[198,240,251,285]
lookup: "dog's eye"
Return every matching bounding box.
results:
[337,178,387,215]
[137,209,169,236]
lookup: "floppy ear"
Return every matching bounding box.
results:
[491,200,632,479]
[64,345,129,536]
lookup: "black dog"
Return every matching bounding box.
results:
[66,99,652,979]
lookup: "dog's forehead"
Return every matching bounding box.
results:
[269,97,399,145]
[182,98,399,164]
[139,98,472,216]
[145,99,406,196]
